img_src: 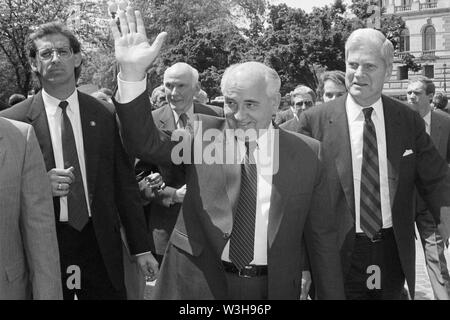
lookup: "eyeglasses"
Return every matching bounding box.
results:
[294,101,314,108]
[37,47,73,61]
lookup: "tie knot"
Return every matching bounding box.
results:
[362,107,373,121]
[59,101,69,110]
[179,113,188,128]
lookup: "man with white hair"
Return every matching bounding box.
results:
[298,28,450,299]
[110,8,344,300]
[135,62,223,266]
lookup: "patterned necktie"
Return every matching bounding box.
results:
[230,141,258,269]
[360,107,382,239]
[59,101,89,232]
[179,113,188,129]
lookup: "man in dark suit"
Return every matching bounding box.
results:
[274,85,315,126]
[110,8,344,300]
[406,76,450,299]
[0,22,157,300]
[296,28,450,300]
[136,62,224,265]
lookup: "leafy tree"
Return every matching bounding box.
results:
[0,0,73,97]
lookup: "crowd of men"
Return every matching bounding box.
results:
[1,4,450,300]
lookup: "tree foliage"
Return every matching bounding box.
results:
[0,0,419,104]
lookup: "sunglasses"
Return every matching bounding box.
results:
[294,101,314,108]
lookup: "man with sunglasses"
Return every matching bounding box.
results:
[0,22,157,300]
[275,85,315,127]
[279,86,316,132]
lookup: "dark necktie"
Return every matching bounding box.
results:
[179,113,188,128]
[360,107,382,239]
[59,101,89,231]
[230,141,258,269]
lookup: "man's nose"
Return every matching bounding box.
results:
[171,86,179,96]
[50,51,61,63]
[234,106,247,121]
[354,66,364,77]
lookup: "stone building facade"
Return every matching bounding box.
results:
[381,0,450,99]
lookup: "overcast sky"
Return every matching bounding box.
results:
[272,0,350,12]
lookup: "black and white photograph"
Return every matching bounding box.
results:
[0,0,450,308]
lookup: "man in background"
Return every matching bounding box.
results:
[136,62,223,265]
[0,117,62,300]
[406,76,450,300]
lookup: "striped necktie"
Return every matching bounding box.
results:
[230,141,258,269]
[360,107,382,239]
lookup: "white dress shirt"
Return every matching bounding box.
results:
[221,126,275,266]
[423,111,431,135]
[42,89,91,221]
[173,105,194,129]
[116,74,275,265]
[346,95,392,232]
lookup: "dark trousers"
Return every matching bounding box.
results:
[344,228,405,300]
[416,210,450,300]
[225,272,268,300]
[56,220,126,300]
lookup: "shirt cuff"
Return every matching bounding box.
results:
[116,73,147,104]
[135,251,152,257]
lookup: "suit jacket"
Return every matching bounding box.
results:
[136,103,224,255]
[430,110,450,162]
[297,94,450,298]
[0,91,150,292]
[0,117,62,299]
[115,92,345,300]
[416,110,450,213]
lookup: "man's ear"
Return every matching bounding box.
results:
[194,82,201,94]
[74,52,82,68]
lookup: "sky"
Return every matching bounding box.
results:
[273,0,350,12]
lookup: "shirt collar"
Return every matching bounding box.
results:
[346,94,383,123]
[172,103,194,126]
[423,110,431,128]
[42,88,79,117]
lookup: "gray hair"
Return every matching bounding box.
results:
[221,61,281,97]
[291,85,316,103]
[164,62,199,88]
[345,28,394,68]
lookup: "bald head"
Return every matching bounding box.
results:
[163,62,200,113]
[221,61,281,98]
[221,61,281,133]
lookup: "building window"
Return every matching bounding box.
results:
[423,25,436,52]
[397,65,408,80]
[399,29,410,52]
[401,0,411,5]
[423,65,434,78]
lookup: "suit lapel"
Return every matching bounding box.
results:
[268,128,293,248]
[331,98,355,217]
[431,111,442,148]
[78,92,100,197]
[382,96,402,208]
[27,91,56,171]
[157,105,176,130]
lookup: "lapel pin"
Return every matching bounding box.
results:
[90,121,96,127]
